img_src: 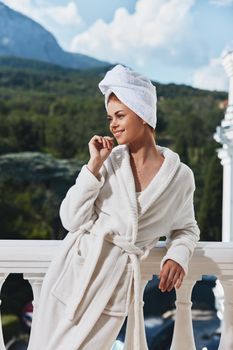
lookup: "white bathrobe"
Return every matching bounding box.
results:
[28,143,200,350]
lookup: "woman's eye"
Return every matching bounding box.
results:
[107,115,124,122]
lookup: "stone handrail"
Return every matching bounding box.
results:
[0,240,233,350]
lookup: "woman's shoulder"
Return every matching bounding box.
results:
[159,144,195,186]
[162,144,194,179]
[178,161,196,190]
[179,161,194,176]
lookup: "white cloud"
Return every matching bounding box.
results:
[192,56,228,91]
[3,0,31,14]
[42,2,82,26]
[70,0,195,68]
[209,0,233,6]
[2,0,83,29]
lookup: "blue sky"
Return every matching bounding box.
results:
[2,0,233,91]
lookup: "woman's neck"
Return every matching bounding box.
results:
[128,141,163,168]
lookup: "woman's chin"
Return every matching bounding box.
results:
[116,139,127,145]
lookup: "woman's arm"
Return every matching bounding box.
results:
[59,162,106,233]
[160,193,200,276]
[59,135,114,233]
[159,168,200,291]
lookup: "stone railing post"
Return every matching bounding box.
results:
[170,278,198,350]
[217,278,233,350]
[23,273,45,319]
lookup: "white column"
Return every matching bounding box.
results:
[0,273,8,350]
[217,147,233,241]
[214,50,233,242]
[170,279,197,350]
[217,278,233,350]
[222,51,233,120]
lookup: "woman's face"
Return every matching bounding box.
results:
[107,96,146,145]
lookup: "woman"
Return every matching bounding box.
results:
[28,64,200,350]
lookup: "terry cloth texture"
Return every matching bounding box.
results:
[98,64,157,129]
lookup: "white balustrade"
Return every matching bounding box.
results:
[0,240,233,349]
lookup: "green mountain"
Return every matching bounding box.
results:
[0,57,227,241]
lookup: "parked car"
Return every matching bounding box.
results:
[21,302,33,332]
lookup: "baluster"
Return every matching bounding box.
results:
[217,278,233,350]
[0,273,8,350]
[23,273,45,320]
[170,278,197,350]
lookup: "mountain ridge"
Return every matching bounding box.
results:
[0,1,111,69]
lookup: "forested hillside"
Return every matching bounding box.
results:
[0,57,227,241]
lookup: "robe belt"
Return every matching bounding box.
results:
[104,233,150,350]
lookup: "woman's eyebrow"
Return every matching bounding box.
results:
[107,110,124,117]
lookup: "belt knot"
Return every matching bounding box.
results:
[104,233,150,260]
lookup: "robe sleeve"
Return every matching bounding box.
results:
[59,163,106,233]
[160,168,200,276]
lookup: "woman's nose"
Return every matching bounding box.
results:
[111,119,119,128]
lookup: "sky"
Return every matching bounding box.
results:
[1,0,233,91]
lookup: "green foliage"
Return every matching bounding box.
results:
[0,152,82,239]
[1,314,21,343]
[197,154,223,241]
[0,57,228,241]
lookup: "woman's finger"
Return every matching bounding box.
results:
[165,267,184,292]
[158,269,168,291]
[175,273,185,289]
[167,270,181,291]
[173,268,181,282]
[159,267,175,292]
[166,279,175,292]
[101,137,107,148]
[165,268,177,291]
[103,137,112,149]
[104,136,114,149]
[91,135,102,145]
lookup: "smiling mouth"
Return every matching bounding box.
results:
[114,130,125,137]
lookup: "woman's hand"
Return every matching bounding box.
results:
[87,135,114,178]
[88,135,114,164]
[158,259,185,292]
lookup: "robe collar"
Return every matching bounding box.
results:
[111,143,181,226]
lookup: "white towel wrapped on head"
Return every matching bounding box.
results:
[98,64,157,129]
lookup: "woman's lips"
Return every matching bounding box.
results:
[114,130,125,138]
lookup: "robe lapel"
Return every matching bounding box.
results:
[111,144,138,243]
[111,144,180,217]
[137,145,181,217]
